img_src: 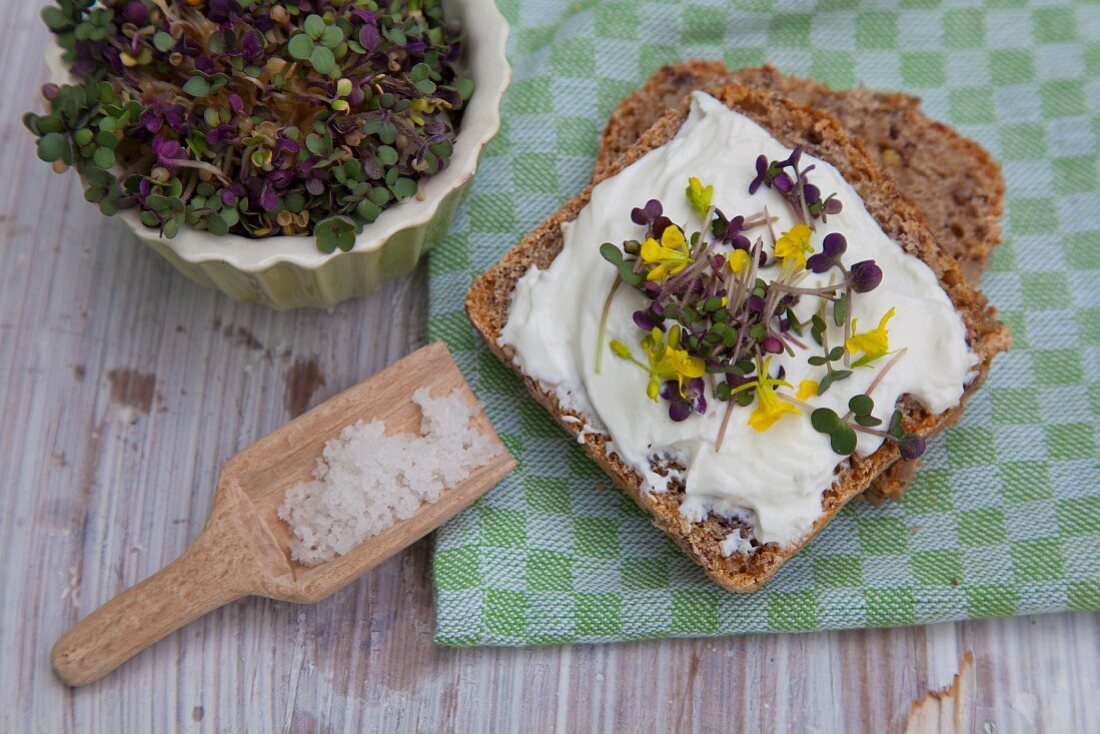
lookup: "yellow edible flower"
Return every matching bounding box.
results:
[610,325,705,402]
[686,177,713,219]
[846,307,896,367]
[774,223,814,271]
[733,357,801,432]
[640,224,692,282]
[728,248,750,274]
[796,379,819,400]
[750,383,801,431]
[643,325,705,400]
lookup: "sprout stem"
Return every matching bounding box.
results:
[842,285,853,366]
[594,277,623,375]
[715,398,735,452]
[864,347,907,397]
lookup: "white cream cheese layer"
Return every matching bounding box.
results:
[500,92,976,550]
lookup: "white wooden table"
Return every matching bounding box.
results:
[1,5,1097,731]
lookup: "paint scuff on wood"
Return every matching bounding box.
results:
[905,651,976,734]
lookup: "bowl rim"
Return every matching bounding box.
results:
[43,0,510,273]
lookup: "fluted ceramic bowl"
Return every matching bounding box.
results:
[45,0,509,310]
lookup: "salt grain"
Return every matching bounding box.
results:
[277,388,501,566]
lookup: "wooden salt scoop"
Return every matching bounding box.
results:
[51,342,515,687]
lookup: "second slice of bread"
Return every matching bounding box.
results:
[467,85,1010,591]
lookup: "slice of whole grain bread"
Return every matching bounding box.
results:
[467,85,1010,592]
[595,62,1007,503]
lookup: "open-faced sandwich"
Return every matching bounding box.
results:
[597,63,1008,504]
[467,83,1010,591]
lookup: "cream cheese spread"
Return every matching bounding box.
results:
[500,92,976,550]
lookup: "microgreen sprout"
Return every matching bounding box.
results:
[809,349,926,459]
[808,305,854,395]
[749,146,843,227]
[596,149,921,460]
[24,0,473,253]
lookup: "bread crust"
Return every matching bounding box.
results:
[467,85,1010,592]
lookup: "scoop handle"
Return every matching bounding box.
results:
[51,527,253,686]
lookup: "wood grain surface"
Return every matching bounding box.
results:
[50,342,515,687]
[1,2,1097,731]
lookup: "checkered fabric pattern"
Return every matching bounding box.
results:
[428,0,1100,645]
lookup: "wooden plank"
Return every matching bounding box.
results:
[1,2,1097,731]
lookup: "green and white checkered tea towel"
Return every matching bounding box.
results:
[427,0,1100,646]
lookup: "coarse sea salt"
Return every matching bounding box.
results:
[277,388,502,566]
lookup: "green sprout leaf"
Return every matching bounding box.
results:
[810,408,841,433]
[153,31,174,52]
[817,369,852,395]
[309,46,336,75]
[320,25,344,48]
[848,394,874,416]
[181,76,211,97]
[389,176,417,200]
[599,242,644,287]
[833,291,849,327]
[287,33,314,60]
[38,115,64,134]
[376,145,398,166]
[369,187,392,206]
[454,77,474,101]
[22,112,40,134]
[92,146,115,169]
[829,425,857,455]
[810,314,826,346]
[378,121,397,145]
[41,6,68,30]
[83,166,111,186]
[355,199,382,223]
[315,215,357,253]
[96,130,119,149]
[888,409,905,440]
[205,214,229,236]
[304,133,328,156]
[303,14,325,38]
[36,132,69,163]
